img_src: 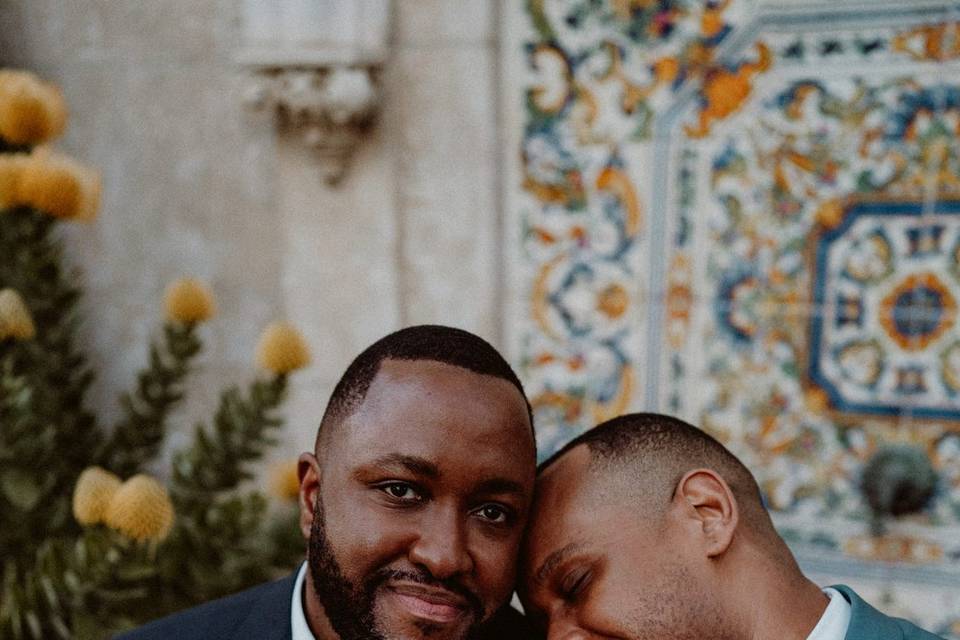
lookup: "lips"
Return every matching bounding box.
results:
[388,583,471,624]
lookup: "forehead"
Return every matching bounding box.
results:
[331,359,534,479]
[524,447,649,578]
[531,446,596,532]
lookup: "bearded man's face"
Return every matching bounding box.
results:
[301,360,536,640]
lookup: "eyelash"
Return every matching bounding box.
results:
[374,483,514,525]
[377,481,424,503]
[472,504,513,526]
[560,569,591,601]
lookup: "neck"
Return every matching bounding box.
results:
[302,571,341,640]
[727,544,830,640]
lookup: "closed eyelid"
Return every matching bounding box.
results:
[533,542,585,588]
[558,566,592,600]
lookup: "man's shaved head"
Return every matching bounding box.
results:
[521,413,829,640]
[316,324,533,452]
[540,413,773,536]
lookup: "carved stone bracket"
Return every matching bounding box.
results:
[243,64,382,185]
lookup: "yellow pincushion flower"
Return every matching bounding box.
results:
[164,278,216,324]
[256,322,311,374]
[0,288,36,340]
[72,466,122,526]
[0,69,68,146]
[17,147,102,221]
[269,459,302,501]
[105,475,175,543]
[0,153,28,208]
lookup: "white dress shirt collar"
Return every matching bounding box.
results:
[291,562,316,640]
[806,587,852,640]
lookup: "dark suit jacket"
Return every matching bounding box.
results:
[115,573,539,640]
[833,585,945,640]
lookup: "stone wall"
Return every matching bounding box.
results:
[0,0,505,460]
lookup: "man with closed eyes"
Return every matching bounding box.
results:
[520,413,944,640]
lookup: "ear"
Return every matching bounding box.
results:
[673,468,738,557]
[298,451,321,540]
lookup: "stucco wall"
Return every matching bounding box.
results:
[0,0,506,461]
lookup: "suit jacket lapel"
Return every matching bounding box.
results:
[832,585,904,640]
[231,573,297,640]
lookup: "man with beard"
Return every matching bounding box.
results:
[120,325,539,640]
[520,413,944,640]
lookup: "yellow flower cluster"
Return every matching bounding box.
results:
[0,288,35,340]
[256,322,312,374]
[0,153,28,208]
[73,468,175,543]
[105,475,175,543]
[72,466,122,525]
[0,69,67,146]
[269,458,301,501]
[0,147,101,221]
[164,278,216,324]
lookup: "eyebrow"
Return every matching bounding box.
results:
[473,478,527,497]
[365,454,440,479]
[533,542,583,587]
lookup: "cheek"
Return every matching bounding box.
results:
[468,531,523,600]
[577,560,663,635]
[583,559,694,636]
[579,579,627,632]
[320,494,415,575]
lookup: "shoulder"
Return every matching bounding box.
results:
[831,585,946,640]
[893,618,948,640]
[478,604,544,640]
[114,574,296,640]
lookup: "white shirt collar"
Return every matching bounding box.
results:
[806,587,852,640]
[291,562,316,640]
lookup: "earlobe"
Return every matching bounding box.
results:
[674,469,738,557]
[298,452,321,540]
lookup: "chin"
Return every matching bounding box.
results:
[373,588,477,640]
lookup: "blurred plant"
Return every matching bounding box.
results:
[0,68,309,638]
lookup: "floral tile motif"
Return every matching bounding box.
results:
[513,0,960,633]
[809,200,960,421]
[665,73,960,524]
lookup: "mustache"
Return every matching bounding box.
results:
[375,568,484,618]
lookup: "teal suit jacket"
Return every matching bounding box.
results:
[833,585,945,640]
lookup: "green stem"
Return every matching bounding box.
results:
[99,322,202,477]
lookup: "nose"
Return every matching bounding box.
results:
[408,503,474,579]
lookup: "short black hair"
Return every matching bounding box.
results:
[317,324,534,449]
[540,413,765,522]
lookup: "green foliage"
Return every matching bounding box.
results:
[0,124,303,637]
[0,207,99,554]
[150,375,297,616]
[100,322,202,478]
[173,376,287,498]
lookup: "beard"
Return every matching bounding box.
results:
[307,498,487,640]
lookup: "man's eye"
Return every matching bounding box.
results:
[560,569,591,601]
[474,504,510,524]
[379,482,421,502]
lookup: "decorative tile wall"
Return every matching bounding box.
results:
[506,0,960,632]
